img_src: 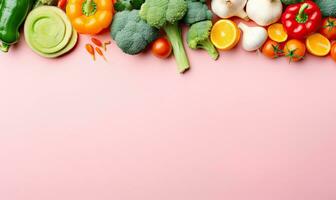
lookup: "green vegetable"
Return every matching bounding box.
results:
[114,0,145,11]
[34,0,58,8]
[140,0,190,73]
[187,20,218,60]
[24,6,78,58]
[183,0,212,26]
[114,0,133,11]
[280,0,303,5]
[131,0,145,9]
[110,10,159,55]
[0,0,35,52]
[315,0,336,17]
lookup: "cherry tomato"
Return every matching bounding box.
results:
[284,39,306,62]
[151,37,172,59]
[320,17,336,41]
[261,39,283,59]
[331,43,336,62]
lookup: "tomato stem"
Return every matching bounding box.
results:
[285,47,303,63]
[323,18,336,32]
[272,44,284,58]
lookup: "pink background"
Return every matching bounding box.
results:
[1,30,336,200]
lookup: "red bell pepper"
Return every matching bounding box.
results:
[281,1,322,40]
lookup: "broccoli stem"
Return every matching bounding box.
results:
[163,23,190,73]
[198,39,219,60]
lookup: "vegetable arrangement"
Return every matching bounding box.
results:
[0,0,335,74]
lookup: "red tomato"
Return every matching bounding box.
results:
[320,17,336,40]
[151,37,172,59]
[57,0,67,10]
[261,39,283,59]
[331,43,336,62]
[284,39,306,62]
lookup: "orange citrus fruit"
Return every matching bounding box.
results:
[306,33,331,57]
[267,23,288,43]
[210,19,240,51]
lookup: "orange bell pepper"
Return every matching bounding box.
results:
[66,0,113,35]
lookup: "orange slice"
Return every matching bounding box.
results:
[306,33,331,57]
[267,23,288,43]
[210,19,240,51]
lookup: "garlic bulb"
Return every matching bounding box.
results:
[238,22,268,51]
[212,0,249,20]
[246,0,283,26]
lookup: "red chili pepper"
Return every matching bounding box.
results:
[57,0,67,10]
[281,1,322,40]
[91,37,103,47]
[95,47,107,61]
[85,44,95,61]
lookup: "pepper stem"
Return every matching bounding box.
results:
[296,3,309,23]
[0,42,10,53]
[82,0,97,16]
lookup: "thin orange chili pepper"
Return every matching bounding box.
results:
[85,44,95,61]
[91,37,103,47]
[95,47,107,61]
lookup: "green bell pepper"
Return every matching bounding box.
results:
[0,0,35,52]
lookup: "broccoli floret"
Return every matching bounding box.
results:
[187,20,219,60]
[114,0,133,12]
[130,0,145,9]
[110,10,159,55]
[114,0,145,11]
[34,0,58,8]
[183,0,212,26]
[140,0,190,73]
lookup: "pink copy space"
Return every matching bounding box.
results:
[0,26,336,200]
